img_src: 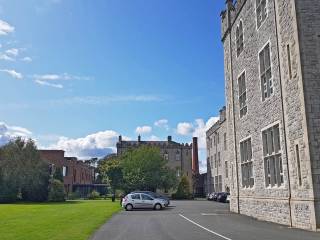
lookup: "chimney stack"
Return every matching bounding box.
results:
[138,135,141,142]
[168,136,172,142]
[192,137,199,175]
[118,135,122,142]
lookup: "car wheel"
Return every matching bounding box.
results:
[154,203,162,210]
[125,204,133,211]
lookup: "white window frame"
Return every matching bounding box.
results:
[237,70,248,118]
[261,121,284,188]
[239,135,254,189]
[258,40,274,102]
[236,19,244,58]
[256,0,268,30]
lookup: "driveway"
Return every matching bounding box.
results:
[91,200,320,240]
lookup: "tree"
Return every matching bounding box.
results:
[121,146,177,193]
[98,156,123,194]
[160,167,178,193]
[172,175,192,200]
[48,179,65,202]
[0,138,50,202]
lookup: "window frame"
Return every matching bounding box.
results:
[239,136,254,189]
[261,122,284,188]
[256,0,268,30]
[236,20,244,57]
[258,41,274,101]
[237,70,248,118]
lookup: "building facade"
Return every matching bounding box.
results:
[221,0,320,230]
[39,150,95,194]
[206,107,230,194]
[116,136,198,190]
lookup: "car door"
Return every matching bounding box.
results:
[141,194,154,209]
[130,194,142,208]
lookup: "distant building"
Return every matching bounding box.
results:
[116,135,199,191]
[206,107,230,194]
[39,150,95,194]
[221,0,320,230]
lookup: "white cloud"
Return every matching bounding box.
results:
[50,95,166,105]
[35,79,63,89]
[154,119,169,130]
[135,126,152,135]
[32,73,92,89]
[21,57,32,62]
[176,122,194,136]
[49,130,121,159]
[0,20,14,35]
[192,117,219,149]
[5,48,19,56]
[0,54,14,61]
[148,135,160,141]
[0,122,32,146]
[0,69,23,79]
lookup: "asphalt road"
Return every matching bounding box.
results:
[91,200,320,240]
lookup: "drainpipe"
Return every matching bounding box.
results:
[273,0,293,228]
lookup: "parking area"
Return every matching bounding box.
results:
[91,200,320,240]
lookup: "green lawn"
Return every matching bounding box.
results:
[0,200,122,240]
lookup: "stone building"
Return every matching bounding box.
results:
[206,106,230,194]
[221,0,320,230]
[39,150,95,194]
[116,136,199,190]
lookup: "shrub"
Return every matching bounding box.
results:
[172,175,193,200]
[67,191,81,200]
[48,179,65,202]
[88,190,100,200]
[0,178,18,203]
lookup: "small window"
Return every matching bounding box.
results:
[256,0,267,29]
[62,166,68,177]
[164,151,169,160]
[131,194,141,200]
[175,151,181,161]
[225,161,229,178]
[214,154,217,168]
[287,44,292,79]
[217,133,220,144]
[259,43,273,100]
[238,71,247,117]
[141,194,153,200]
[296,144,302,186]
[224,133,227,151]
[236,21,244,57]
[218,152,221,167]
[240,138,254,188]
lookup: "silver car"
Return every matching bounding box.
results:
[122,193,167,211]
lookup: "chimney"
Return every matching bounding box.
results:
[118,135,122,142]
[168,136,172,142]
[192,137,199,175]
[138,135,141,142]
[220,106,226,122]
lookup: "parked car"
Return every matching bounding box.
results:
[207,192,215,201]
[122,193,167,211]
[131,191,170,206]
[217,192,230,203]
[212,192,219,201]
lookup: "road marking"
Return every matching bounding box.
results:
[201,213,229,216]
[179,214,232,240]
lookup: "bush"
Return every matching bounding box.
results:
[0,179,18,203]
[172,175,193,200]
[67,191,81,200]
[48,179,65,202]
[88,190,100,200]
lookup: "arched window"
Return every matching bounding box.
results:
[236,21,244,57]
[175,150,181,161]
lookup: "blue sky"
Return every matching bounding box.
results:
[0,0,226,172]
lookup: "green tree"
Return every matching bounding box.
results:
[160,167,178,193]
[48,179,65,202]
[0,138,50,202]
[98,156,123,194]
[53,167,64,182]
[172,175,192,199]
[121,146,177,193]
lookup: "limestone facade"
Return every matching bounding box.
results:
[221,0,320,230]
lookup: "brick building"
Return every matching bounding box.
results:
[206,106,230,194]
[116,136,199,191]
[39,150,95,194]
[221,0,320,230]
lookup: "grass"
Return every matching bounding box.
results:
[0,200,122,240]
